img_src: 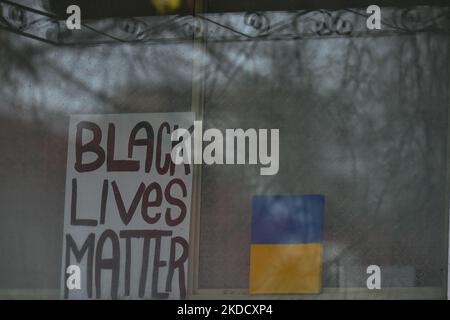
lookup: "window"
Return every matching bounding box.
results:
[0,0,448,299]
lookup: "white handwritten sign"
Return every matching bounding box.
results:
[61,113,194,299]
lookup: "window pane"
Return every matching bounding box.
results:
[199,30,448,293]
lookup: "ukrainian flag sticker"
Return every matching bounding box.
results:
[249,195,325,294]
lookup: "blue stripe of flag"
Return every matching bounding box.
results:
[251,195,325,244]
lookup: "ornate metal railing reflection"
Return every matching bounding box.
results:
[0,0,449,45]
